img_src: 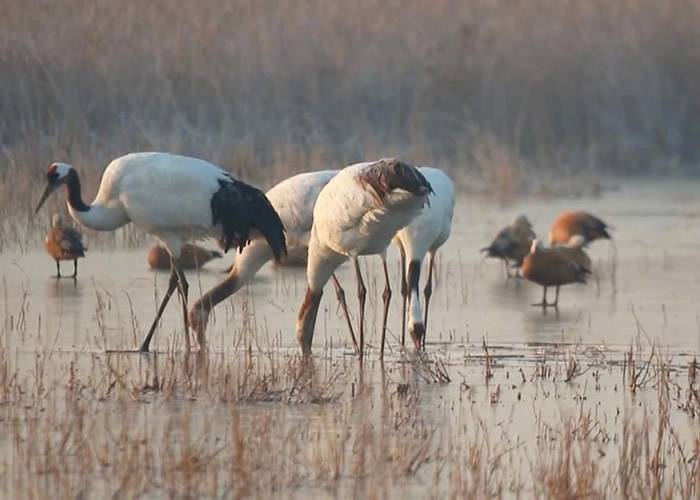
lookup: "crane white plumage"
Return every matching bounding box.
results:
[35,152,286,352]
[296,158,433,357]
[188,169,359,351]
[393,167,454,349]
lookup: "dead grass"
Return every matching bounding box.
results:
[0,290,699,498]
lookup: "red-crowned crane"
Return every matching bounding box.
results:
[35,152,286,352]
[296,158,433,358]
[187,169,359,351]
[393,167,454,350]
[44,213,87,279]
[521,239,591,308]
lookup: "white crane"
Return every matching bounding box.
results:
[35,152,286,352]
[187,169,360,351]
[296,158,433,358]
[393,167,454,349]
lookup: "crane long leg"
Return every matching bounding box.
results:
[140,267,179,352]
[173,260,191,352]
[552,286,560,309]
[72,259,78,279]
[55,260,61,279]
[423,251,435,349]
[399,244,408,347]
[331,274,358,353]
[380,255,392,358]
[353,258,367,359]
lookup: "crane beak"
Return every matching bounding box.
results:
[34,184,56,214]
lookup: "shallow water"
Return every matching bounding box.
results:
[3,179,700,354]
[1,179,700,497]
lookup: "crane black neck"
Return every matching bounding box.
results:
[65,169,90,212]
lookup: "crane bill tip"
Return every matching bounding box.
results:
[35,184,56,215]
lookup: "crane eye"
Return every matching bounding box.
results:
[47,170,59,184]
[46,164,60,183]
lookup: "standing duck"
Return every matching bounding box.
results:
[44,213,87,278]
[548,210,611,246]
[521,239,590,308]
[481,214,536,277]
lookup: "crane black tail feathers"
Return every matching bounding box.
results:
[211,179,287,263]
[248,187,287,262]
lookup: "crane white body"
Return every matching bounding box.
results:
[266,170,338,264]
[64,153,238,254]
[309,162,426,271]
[393,167,455,345]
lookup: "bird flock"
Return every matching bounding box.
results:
[35,153,611,357]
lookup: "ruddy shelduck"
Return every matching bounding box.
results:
[481,214,536,277]
[521,239,590,308]
[44,213,86,279]
[549,210,611,246]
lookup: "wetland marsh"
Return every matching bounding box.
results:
[1,181,700,498]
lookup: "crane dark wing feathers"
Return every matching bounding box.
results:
[211,179,287,262]
[359,159,433,202]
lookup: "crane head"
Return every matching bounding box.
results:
[35,163,72,214]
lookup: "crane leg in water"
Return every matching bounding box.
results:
[174,262,191,352]
[331,274,358,353]
[423,251,435,348]
[140,259,190,352]
[398,244,408,347]
[353,257,367,359]
[380,254,392,358]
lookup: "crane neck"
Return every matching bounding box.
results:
[65,169,90,212]
[64,169,129,231]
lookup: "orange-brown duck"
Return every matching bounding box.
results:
[44,214,86,278]
[521,239,590,308]
[548,210,611,246]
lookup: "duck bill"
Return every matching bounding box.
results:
[34,184,56,214]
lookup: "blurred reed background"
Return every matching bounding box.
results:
[2,0,700,234]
